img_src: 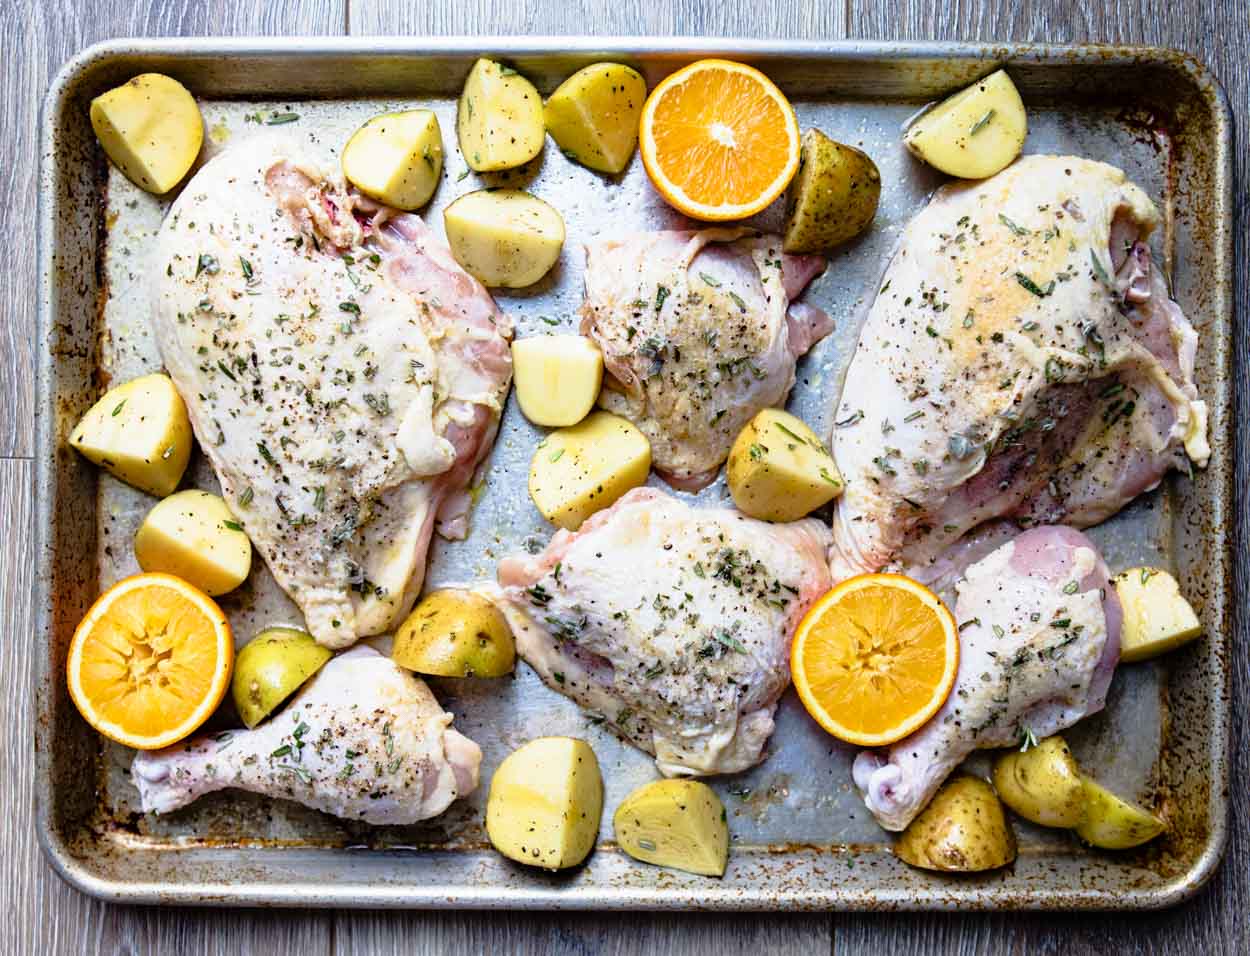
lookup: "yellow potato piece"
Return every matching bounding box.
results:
[487,736,604,870]
[895,775,1017,872]
[544,62,647,174]
[1075,776,1165,850]
[231,627,331,728]
[783,129,881,253]
[457,58,545,172]
[1113,567,1203,663]
[90,73,204,194]
[69,372,192,498]
[512,335,604,427]
[391,588,516,678]
[613,779,729,877]
[727,409,842,522]
[342,109,443,210]
[903,69,1026,179]
[443,188,565,288]
[134,490,253,596]
[528,410,651,530]
[992,736,1085,828]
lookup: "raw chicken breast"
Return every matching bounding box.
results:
[493,488,832,776]
[829,156,1208,580]
[150,137,512,648]
[581,229,832,489]
[131,647,482,825]
[853,526,1121,831]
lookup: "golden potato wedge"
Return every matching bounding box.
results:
[614,779,729,877]
[1075,776,1165,850]
[992,736,1085,828]
[1113,567,1203,663]
[727,409,842,522]
[512,335,604,427]
[342,109,443,210]
[903,69,1027,179]
[895,775,1017,872]
[487,736,604,870]
[443,188,565,288]
[69,372,192,498]
[457,58,545,172]
[231,627,331,728]
[528,410,651,530]
[544,62,647,174]
[134,489,253,596]
[782,129,881,253]
[391,588,515,678]
[90,73,204,194]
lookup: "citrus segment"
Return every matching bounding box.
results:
[67,572,234,750]
[640,59,800,220]
[790,573,958,746]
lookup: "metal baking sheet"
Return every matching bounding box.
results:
[35,38,1234,910]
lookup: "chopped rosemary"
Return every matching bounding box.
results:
[969,108,996,135]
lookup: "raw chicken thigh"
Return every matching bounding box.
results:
[493,488,832,776]
[151,137,512,648]
[131,647,482,825]
[581,229,832,489]
[829,156,1208,580]
[853,526,1122,831]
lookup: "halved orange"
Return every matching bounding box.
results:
[791,573,959,747]
[67,572,234,750]
[639,58,801,221]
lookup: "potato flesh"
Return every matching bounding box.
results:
[90,73,203,194]
[68,372,192,498]
[231,628,332,728]
[512,335,604,427]
[613,779,729,877]
[894,775,1017,872]
[528,410,651,530]
[133,490,253,596]
[457,58,545,172]
[391,588,515,678]
[342,109,443,210]
[1075,776,1165,849]
[443,188,565,288]
[487,736,604,870]
[783,129,881,253]
[727,409,842,522]
[903,69,1026,179]
[992,736,1085,828]
[1113,568,1203,663]
[544,63,647,174]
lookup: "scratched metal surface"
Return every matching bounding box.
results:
[35,39,1233,909]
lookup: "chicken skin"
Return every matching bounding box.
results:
[581,229,832,489]
[493,488,832,776]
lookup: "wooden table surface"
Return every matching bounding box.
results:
[5,0,1245,952]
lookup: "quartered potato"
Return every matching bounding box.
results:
[992,736,1085,828]
[512,335,604,427]
[69,372,192,498]
[782,129,881,253]
[391,588,515,678]
[443,189,565,288]
[342,109,443,210]
[727,409,843,522]
[487,736,604,870]
[903,69,1027,179]
[1113,567,1203,663]
[544,62,647,174]
[90,73,204,194]
[1075,776,1165,850]
[528,410,651,530]
[134,490,253,596]
[457,58,545,172]
[231,627,332,728]
[613,779,729,877]
[894,775,1017,872]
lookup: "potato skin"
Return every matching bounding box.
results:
[902,68,1026,180]
[90,73,203,194]
[342,109,443,210]
[613,779,729,876]
[992,736,1085,828]
[231,628,332,728]
[443,188,565,288]
[544,62,647,174]
[782,129,880,254]
[457,58,545,172]
[1074,776,1165,850]
[894,775,1017,872]
[391,588,515,678]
